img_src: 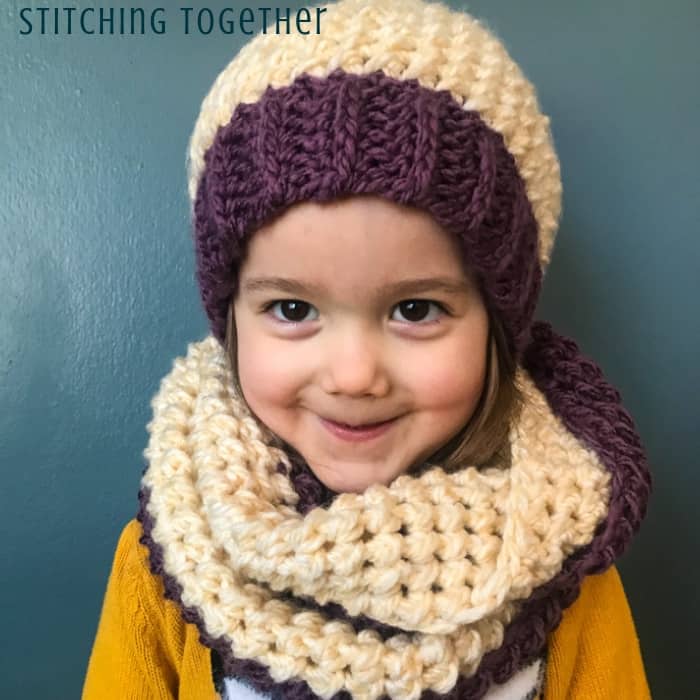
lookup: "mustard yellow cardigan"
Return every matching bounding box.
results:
[83,520,651,699]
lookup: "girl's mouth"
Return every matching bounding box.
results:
[319,416,397,442]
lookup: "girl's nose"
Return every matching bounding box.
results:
[319,327,390,398]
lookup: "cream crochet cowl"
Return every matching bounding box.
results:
[137,320,650,700]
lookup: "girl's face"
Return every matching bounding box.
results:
[233,195,489,493]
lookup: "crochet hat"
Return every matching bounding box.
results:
[187,0,561,357]
[138,1,651,697]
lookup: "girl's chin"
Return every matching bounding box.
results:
[308,460,408,493]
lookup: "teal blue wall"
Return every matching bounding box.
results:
[2,1,697,697]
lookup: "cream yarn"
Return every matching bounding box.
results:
[141,336,609,699]
[185,0,562,270]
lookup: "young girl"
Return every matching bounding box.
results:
[82,0,652,698]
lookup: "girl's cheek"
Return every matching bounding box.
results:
[237,336,308,404]
[406,338,487,409]
[419,370,482,411]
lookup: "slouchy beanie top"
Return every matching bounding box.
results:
[136,1,652,698]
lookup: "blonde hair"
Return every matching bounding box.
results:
[223,294,523,474]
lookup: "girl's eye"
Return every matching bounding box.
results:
[264,300,318,323]
[263,299,446,325]
[391,300,446,324]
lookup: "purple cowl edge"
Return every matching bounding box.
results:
[136,321,651,699]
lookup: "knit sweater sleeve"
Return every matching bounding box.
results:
[82,519,189,699]
[543,565,651,699]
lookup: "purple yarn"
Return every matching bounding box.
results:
[136,321,651,699]
[193,68,540,358]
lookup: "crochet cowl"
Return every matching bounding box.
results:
[136,0,650,697]
[137,321,650,699]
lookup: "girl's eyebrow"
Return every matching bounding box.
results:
[242,276,472,297]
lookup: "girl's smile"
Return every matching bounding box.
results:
[318,414,400,442]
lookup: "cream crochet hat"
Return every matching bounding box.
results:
[185,0,562,356]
